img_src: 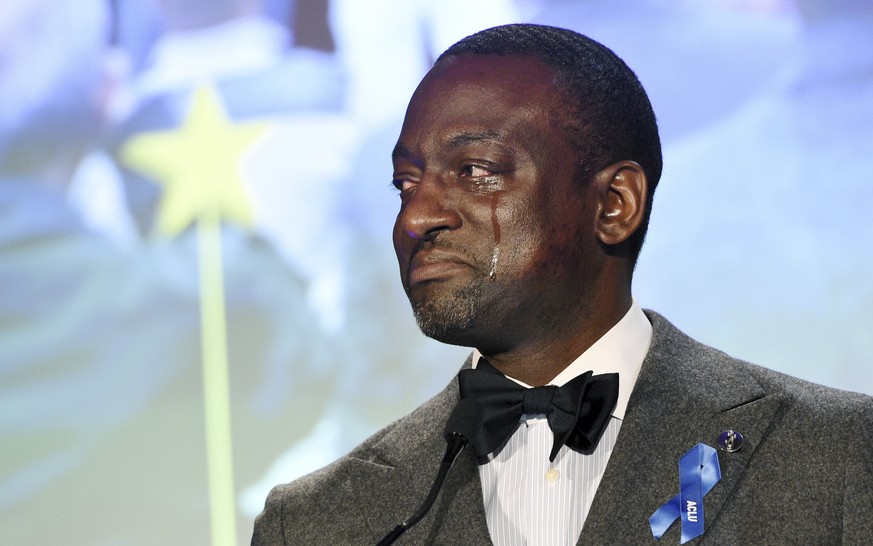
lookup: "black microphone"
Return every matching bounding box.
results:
[375,398,482,545]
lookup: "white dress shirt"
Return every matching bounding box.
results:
[470,300,653,546]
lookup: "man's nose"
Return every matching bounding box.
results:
[398,176,462,240]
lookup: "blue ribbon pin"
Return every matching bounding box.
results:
[649,443,721,543]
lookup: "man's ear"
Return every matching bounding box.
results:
[592,160,647,245]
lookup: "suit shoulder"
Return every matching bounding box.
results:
[251,454,367,545]
[745,361,873,416]
[646,309,873,423]
[252,375,462,544]
[696,336,873,430]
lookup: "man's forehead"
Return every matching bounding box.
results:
[394,55,571,161]
[426,53,558,88]
[406,55,564,122]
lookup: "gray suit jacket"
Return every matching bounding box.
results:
[253,311,873,544]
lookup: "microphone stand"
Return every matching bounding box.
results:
[375,433,468,546]
[375,398,480,545]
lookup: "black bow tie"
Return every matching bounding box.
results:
[457,358,619,462]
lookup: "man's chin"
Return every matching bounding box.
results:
[408,284,483,345]
[413,315,473,346]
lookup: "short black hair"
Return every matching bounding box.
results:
[437,23,662,264]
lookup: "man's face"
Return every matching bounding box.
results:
[392,55,602,352]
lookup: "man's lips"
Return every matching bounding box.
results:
[408,252,474,285]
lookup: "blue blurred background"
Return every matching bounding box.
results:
[2,0,871,543]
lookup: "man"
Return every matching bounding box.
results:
[252,24,873,544]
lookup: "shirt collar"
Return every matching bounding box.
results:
[470,299,652,420]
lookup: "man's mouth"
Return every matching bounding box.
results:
[408,251,474,285]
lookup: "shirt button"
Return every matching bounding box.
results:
[545,468,560,483]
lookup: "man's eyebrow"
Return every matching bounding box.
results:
[446,130,504,148]
[392,130,507,162]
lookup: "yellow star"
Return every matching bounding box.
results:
[120,85,270,236]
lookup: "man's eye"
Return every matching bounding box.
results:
[391,178,416,192]
[460,165,493,178]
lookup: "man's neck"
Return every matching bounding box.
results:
[478,295,632,386]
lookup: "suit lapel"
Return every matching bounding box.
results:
[347,371,492,544]
[580,312,787,544]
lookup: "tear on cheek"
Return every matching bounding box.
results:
[489,246,500,281]
[489,192,502,281]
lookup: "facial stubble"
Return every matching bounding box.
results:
[407,277,487,344]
